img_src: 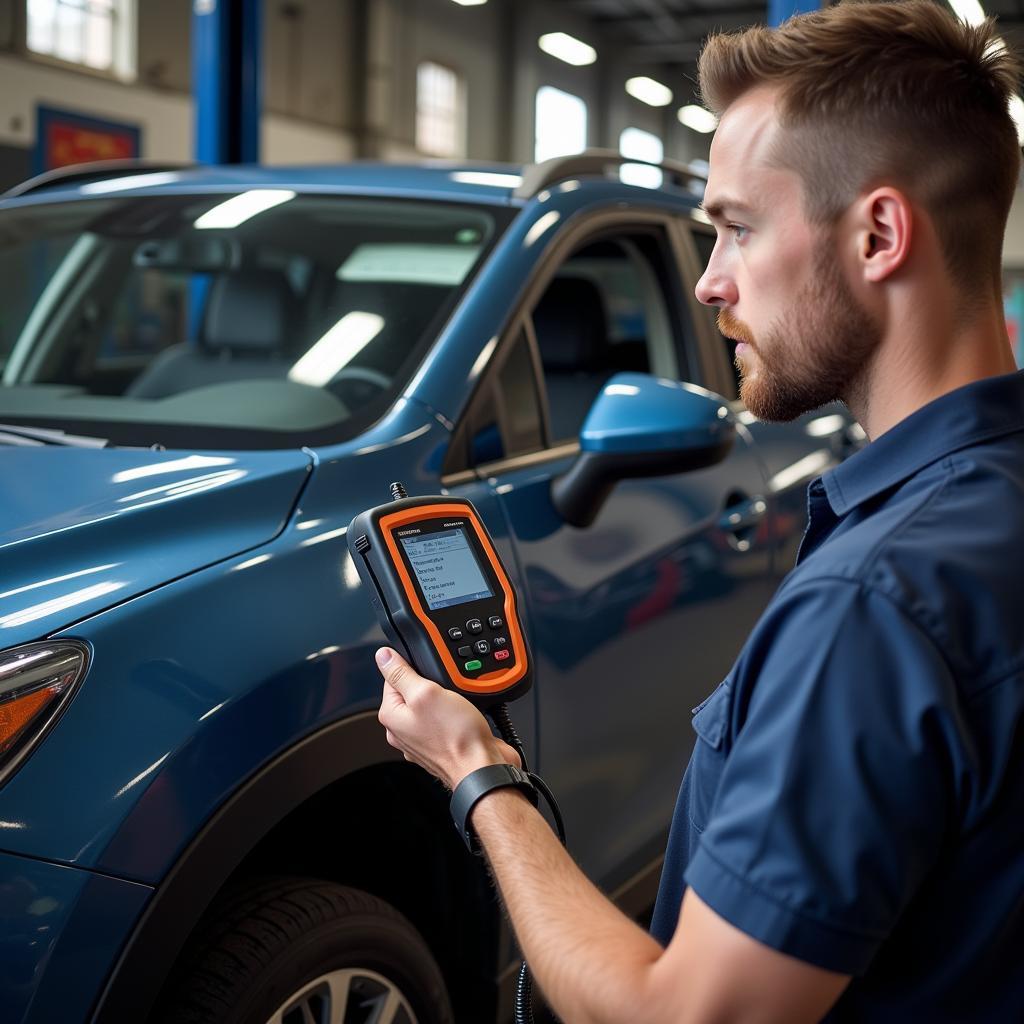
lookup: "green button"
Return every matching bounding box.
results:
[464,659,483,672]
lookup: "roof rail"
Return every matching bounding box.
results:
[514,148,708,200]
[3,160,196,199]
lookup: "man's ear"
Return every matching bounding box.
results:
[854,187,912,283]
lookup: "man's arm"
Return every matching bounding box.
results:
[472,789,849,1024]
[375,648,849,1024]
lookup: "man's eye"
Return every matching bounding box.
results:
[727,223,749,240]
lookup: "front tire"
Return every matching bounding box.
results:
[153,877,454,1024]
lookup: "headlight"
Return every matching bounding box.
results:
[0,641,89,786]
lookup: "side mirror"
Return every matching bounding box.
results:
[551,372,736,528]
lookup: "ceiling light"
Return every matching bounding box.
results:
[450,0,487,4]
[625,77,673,107]
[678,105,718,134]
[194,190,296,229]
[538,32,596,66]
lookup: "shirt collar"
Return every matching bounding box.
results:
[821,370,1024,517]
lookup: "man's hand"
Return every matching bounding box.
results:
[375,647,520,789]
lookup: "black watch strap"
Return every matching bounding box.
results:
[450,763,538,851]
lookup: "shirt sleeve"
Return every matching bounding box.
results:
[685,577,968,975]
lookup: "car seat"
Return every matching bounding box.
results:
[532,276,613,441]
[125,269,295,399]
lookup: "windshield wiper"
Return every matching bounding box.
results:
[0,423,109,448]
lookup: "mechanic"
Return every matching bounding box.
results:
[376,2,1024,1020]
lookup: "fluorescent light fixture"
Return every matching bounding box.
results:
[625,76,673,107]
[449,171,523,188]
[538,32,596,66]
[678,105,718,133]
[947,0,985,25]
[451,0,487,4]
[80,172,182,194]
[194,190,296,229]
[289,312,385,388]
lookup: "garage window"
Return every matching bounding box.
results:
[27,0,136,80]
[416,61,466,158]
[535,86,587,163]
[619,127,663,189]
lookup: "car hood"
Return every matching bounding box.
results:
[0,447,313,649]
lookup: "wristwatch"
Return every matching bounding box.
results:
[450,763,538,852]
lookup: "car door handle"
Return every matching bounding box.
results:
[718,494,767,551]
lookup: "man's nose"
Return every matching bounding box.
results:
[695,261,738,308]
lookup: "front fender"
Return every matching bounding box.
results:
[91,710,398,1024]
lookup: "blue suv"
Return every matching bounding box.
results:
[0,154,860,1023]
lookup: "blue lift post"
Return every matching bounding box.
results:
[189,0,262,338]
[192,0,262,164]
[768,0,821,25]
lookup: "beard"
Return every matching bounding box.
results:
[718,237,881,422]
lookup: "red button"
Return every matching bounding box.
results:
[494,649,510,661]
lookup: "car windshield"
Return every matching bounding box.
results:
[0,192,505,448]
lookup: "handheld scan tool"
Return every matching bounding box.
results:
[348,483,532,709]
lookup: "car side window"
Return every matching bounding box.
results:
[529,229,692,443]
[691,228,741,401]
[444,326,545,474]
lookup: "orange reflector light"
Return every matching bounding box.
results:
[0,684,63,756]
[0,642,87,782]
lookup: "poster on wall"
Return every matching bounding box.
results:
[34,106,141,175]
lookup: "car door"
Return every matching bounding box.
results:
[681,220,865,578]
[443,210,778,896]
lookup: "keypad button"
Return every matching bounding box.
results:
[493,635,508,647]
[474,639,491,656]
[457,645,473,659]
[448,627,464,641]
[488,615,503,629]
[464,659,483,672]
[466,618,483,635]
[494,649,510,662]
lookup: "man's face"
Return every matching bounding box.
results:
[696,88,881,421]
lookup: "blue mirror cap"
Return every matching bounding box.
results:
[579,372,735,454]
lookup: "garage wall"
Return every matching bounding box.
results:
[0,0,709,189]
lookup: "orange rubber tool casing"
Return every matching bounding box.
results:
[348,494,532,708]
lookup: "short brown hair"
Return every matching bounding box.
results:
[699,0,1022,300]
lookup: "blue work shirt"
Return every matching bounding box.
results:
[651,370,1024,1021]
